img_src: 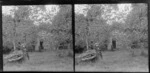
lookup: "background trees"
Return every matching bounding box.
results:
[2,4,148,56]
[75,4,148,53]
[3,6,33,51]
[3,5,72,56]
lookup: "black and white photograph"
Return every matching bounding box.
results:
[2,5,73,71]
[1,1,149,72]
[75,4,148,72]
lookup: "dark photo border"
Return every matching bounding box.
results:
[0,0,149,72]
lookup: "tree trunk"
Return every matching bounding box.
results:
[12,39,16,50]
[86,18,90,50]
[107,36,112,51]
[35,38,40,51]
[86,37,89,50]
[13,19,17,50]
[24,33,26,43]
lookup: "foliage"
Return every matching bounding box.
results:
[75,4,148,52]
[52,5,72,50]
[125,4,148,49]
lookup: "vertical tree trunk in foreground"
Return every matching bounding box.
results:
[86,37,89,50]
[35,38,40,51]
[86,18,90,51]
[12,39,16,50]
[107,36,112,51]
[13,19,17,50]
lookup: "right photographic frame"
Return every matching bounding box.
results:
[75,4,148,72]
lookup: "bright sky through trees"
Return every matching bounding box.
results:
[75,4,133,25]
[2,5,60,26]
[75,4,91,17]
[2,6,18,18]
[2,4,132,26]
[29,5,60,25]
[101,4,133,25]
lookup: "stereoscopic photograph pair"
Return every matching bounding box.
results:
[0,0,149,72]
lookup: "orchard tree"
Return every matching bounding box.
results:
[52,5,72,48]
[75,5,91,50]
[2,6,32,50]
[2,5,59,51]
[125,4,148,49]
[99,4,133,50]
[75,4,133,51]
[28,5,60,51]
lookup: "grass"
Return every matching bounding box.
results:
[3,50,73,71]
[75,49,148,72]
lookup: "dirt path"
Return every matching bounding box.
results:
[4,50,73,71]
[75,50,148,72]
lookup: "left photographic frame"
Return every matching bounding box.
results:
[1,1,73,71]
